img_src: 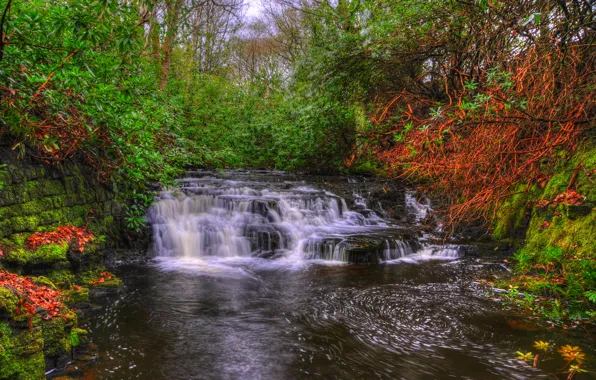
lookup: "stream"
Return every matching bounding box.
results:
[68,171,595,379]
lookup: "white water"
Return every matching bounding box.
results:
[149,172,461,265]
[405,191,433,222]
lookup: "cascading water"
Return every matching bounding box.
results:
[149,171,461,264]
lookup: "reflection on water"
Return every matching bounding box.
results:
[79,258,595,379]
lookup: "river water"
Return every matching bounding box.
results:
[71,171,594,379]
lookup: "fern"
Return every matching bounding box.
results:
[585,291,596,303]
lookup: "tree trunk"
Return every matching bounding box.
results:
[159,0,183,90]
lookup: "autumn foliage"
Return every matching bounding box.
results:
[0,270,63,320]
[371,16,594,231]
[26,225,94,252]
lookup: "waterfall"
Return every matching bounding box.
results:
[149,172,461,264]
[405,191,433,223]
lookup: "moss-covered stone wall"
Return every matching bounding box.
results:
[493,144,596,255]
[0,144,125,378]
[492,143,596,313]
[0,146,121,242]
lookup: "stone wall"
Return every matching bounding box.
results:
[0,143,124,378]
[0,145,121,242]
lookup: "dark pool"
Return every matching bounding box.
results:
[67,257,595,379]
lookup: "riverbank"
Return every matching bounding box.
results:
[0,145,125,378]
[492,144,596,322]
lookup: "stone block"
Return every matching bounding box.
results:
[41,179,65,197]
[20,199,54,216]
[11,215,40,232]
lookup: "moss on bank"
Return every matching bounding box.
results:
[0,289,82,380]
[493,143,596,319]
[3,242,69,267]
[0,322,45,380]
[0,228,121,379]
[0,146,126,378]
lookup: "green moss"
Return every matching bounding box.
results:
[80,238,101,258]
[500,144,596,318]
[40,179,65,197]
[0,205,18,219]
[2,248,29,266]
[0,289,83,378]
[71,217,85,227]
[0,219,13,239]
[76,270,98,285]
[92,276,123,289]
[46,269,75,288]
[22,199,58,219]
[51,195,67,208]
[525,207,596,260]
[62,287,89,306]
[0,323,45,380]
[31,276,57,290]
[11,326,44,357]
[47,269,117,289]
[88,215,116,238]
[89,270,122,289]
[30,242,69,265]
[41,309,76,357]
[70,328,88,347]
[4,242,69,266]
[10,215,40,232]
[541,174,569,202]
[0,188,17,207]
[9,233,29,247]
[0,287,18,318]
[38,209,66,226]
[492,185,535,241]
[0,171,11,186]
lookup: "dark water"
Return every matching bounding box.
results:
[76,258,594,379]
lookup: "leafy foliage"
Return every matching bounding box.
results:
[515,341,590,378]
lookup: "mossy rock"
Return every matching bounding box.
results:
[4,243,69,267]
[11,326,44,357]
[19,199,54,217]
[31,276,57,290]
[34,242,69,266]
[0,322,46,380]
[66,239,102,269]
[50,195,67,209]
[492,185,535,241]
[0,287,18,318]
[46,269,76,288]
[10,215,41,233]
[61,287,89,307]
[0,188,18,208]
[91,277,122,289]
[89,271,123,296]
[525,210,596,260]
[38,210,67,226]
[564,203,593,220]
[40,179,65,197]
[47,269,115,290]
[0,170,12,186]
[0,219,14,239]
[8,233,29,247]
[41,317,73,358]
[70,328,88,348]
